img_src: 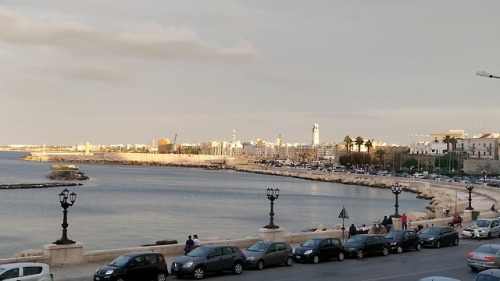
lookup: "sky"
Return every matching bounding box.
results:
[1,1,499,146]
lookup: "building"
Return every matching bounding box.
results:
[312,124,319,145]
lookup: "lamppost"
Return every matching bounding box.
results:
[476,70,500,79]
[465,183,474,210]
[264,188,280,229]
[54,188,77,245]
[482,170,487,184]
[391,182,402,218]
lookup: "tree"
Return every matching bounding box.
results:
[364,139,373,154]
[375,149,386,163]
[355,136,364,152]
[344,135,352,154]
[443,135,451,153]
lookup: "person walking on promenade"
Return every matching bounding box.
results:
[184,235,194,254]
[401,213,408,230]
[349,224,357,238]
[193,234,200,247]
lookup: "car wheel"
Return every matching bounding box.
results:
[396,245,403,254]
[453,237,459,246]
[157,272,167,281]
[415,243,422,251]
[356,249,364,259]
[488,232,492,239]
[232,262,243,275]
[382,247,389,256]
[285,256,293,266]
[470,266,478,272]
[337,252,345,261]
[193,266,205,280]
[256,260,264,270]
[312,255,320,264]
[436,241,441,249]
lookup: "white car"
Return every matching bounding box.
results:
[462,219,500,239]
[0,262,53,281]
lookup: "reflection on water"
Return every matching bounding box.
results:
[0,151,429,258]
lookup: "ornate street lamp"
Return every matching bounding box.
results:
[264,188,280,229]
[391,183,402,218]
[54,188,77,245]
[465,183,474,211]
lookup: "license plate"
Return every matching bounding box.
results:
[95,278,100,281]
[295,256,301,259]
[173,267,178,271]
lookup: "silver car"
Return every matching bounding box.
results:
[475,269,500,281]
[463,219,500,239]
[467,244,500,271]
[243,241,293,270]
[0,263,53,281]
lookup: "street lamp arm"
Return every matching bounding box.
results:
[476,70,500,79]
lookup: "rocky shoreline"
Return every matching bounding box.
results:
[0,182,83,190]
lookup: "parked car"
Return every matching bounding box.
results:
[419,277,461,281]
[243,241,293,270]
[475,269,500,281]
[467,244,500,271]
[385,230,421,253]
[0,262,53,281]
[292,238,345,264]
[171,245,245,279]
[463,219,500,239]
[94,252,168,281]
[418,226,459,248]
[344,234,390,259]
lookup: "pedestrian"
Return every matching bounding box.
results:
[349,224,357,238]
[401,213,408,230]
[193,234,200,247]
[386,215,393,233]
[184,235,194,254]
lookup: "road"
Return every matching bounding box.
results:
[64,236,492,281]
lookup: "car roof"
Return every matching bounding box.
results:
[418,277,460,281]
[122,252,163,257]
[0,263,50,269]
[477,269,500,277]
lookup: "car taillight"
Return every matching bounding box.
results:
[485,256,495,261]
[466,253,473,258]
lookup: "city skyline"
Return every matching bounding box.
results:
[1,1,499,146]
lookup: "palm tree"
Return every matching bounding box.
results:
[364,139,373,154]
[355,136,364,152]
[375,149,386,163]
[443,135,451,153]
[344,135,352,154]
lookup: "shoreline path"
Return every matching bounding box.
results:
[233,164,499,218]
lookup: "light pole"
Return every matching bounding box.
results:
[465,183,474,210]
[476,70,500,79]
[54,188,77,245]
[482,170,487,184]
[391,182,402,218]
[264,188,280,229]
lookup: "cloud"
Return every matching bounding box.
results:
[0,6,261,63]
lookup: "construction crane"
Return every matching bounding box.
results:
[171,133,177,154]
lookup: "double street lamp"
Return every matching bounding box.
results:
[465,183,474,211]
[391,182,402,218]
[264,188,280,229]
[54,188,77,245]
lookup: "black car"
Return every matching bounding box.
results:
[418,226,459,248]
[94,252,168,281]
[171,245,245,279]
[385,230,422,253]
[243,241,293,270]
[292,238,345,264]
[344,234,390,259]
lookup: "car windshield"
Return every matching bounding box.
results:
[386,232,403,239]
[346,236,366,243]
[301,239,320,247]
[476,220,491,228]
[247,242,270,252]
[187,247,212,257]
[475,246,500,255]
[420,228,441,235]
[0,268,5,274]
[108,255,132,267]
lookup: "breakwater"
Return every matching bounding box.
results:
[0,182,82,190]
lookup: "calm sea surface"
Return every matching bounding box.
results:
[0,151,429,258]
